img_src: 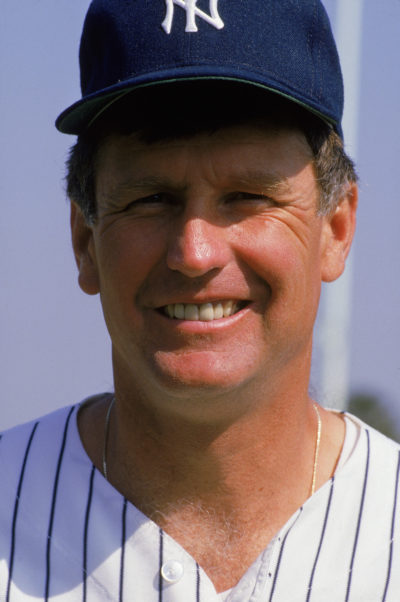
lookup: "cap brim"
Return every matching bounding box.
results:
[56,70,339,136]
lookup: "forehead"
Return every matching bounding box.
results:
[95,123,316,200]
[99,120,311,160]
[92,82,319,193]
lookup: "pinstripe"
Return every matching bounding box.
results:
[3,410,400,601]
[382,450,400,601]
[45,406,75,602]
[196,562,200,602]
[269,507,303,602]
[345,429,370,602]
[6,422,39,602]
[83,465,96,602]
[119,498,128,602]
[158,528,164,602]
[305,477,335,602]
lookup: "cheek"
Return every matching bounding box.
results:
[94,226,167,346]
[235,219,323,310]
[235,220,307,281]
[95,222,166,290]
[92,226,168,342]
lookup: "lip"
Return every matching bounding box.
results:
[152,295,250,306]
[153,301,253,332]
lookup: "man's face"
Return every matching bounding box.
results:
[73,123,354,415]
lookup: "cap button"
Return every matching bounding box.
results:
[161,560,184,583]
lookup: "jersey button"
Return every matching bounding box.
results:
[161,560,184,583]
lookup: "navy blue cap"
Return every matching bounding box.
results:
[56,0,344,137]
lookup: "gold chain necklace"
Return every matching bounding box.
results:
[102,397,322,495]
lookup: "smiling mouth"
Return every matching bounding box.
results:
[162,300,248,321]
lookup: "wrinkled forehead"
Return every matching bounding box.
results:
[93,116,318,216]
[96,121,314,180]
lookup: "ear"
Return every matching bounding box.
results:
[321,183,358,283]
[70,202,100,295]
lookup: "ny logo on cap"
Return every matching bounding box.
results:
[162,0,224,34]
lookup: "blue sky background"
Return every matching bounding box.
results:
[1,1,399,430]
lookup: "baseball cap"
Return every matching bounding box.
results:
[56,0,344,137]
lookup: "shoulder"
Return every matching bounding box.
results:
[0,406,82,576]
[341,411,400,476]
[0,393,111,470]
[343,410,400,456]
[0,405,81,513]
[0,399,119,600]
[337,411,400,516]
[0,395,113,519]
[0,404,78,472]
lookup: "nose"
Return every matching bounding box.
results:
[166,216,231,278]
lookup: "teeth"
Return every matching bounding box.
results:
[174,303,185,319]
[165,301,240,321]
[199,303,214,321]
[184,304,199,321]
[222,300,233,317]
[213,302,224,319]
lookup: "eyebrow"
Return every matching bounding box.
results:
[100,175,185,207]
[101,169,292,206]
[226,170,292,195]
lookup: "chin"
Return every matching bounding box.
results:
[150,349,259,393]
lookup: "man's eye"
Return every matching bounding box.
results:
[131,193,166,205]
[124,193,174,211]
[225,192,275,204]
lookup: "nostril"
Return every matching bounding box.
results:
[166,220,230,277]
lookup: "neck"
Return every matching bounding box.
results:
[102,386,318,518]
[78,387,344,593]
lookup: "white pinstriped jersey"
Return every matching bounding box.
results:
[0,402,400,601]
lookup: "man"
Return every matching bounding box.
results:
[1,1,399,601]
